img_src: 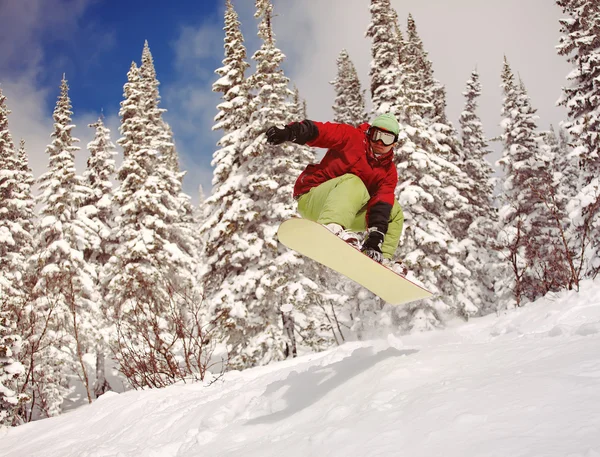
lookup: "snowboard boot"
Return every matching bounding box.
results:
[383,258,408,277]
[324,223,362,249]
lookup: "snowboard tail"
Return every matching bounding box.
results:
[277,218,433,305]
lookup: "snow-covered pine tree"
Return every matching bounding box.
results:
[201,0,334,369]
[518,79,573,293]
[458,69,501,312]
[139,42,197,276]
[81,117,117,268]
[79,116,117,397]
[289,85,308,122]
[330,49,367,126]
[26,76,99,417]
[0,91,35,306]
[405,14,446,125]
[407,20,474,244]
[496,59,571,305]
[200,0,254,357]
[15,140,36,228]
[366,0,402,116]
[545,126,579,202]
[6,140,35,424]
[496,59,539,306]
[0,89,31,427]
[140,41,181,175]
[380,15,474,325]
[104,50,200,388]
[539,126,581,289]
[402,14,434,121]
[210,0,252,189]
[0,308,28,427]
[556,0,600,278]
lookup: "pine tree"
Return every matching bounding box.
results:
[459,70,495,211]
[556,0,600,278]
[0,91,35,303]
[0,89,31,427]
[366,0,402,116]
[201,0,333,369]
[402,14,476,243]
[402,14,434,121]
[15,140,35,223]
[81,117,117,267]
[26,76,99,418]
[0,308,28,427]
[80,117,117,397]
[289,85,307,122]
[546,125,578,200]
[330,49,367,126]
[139,42,197,274]
[103,48,200,388]
[458,69,500,311]
[496,59,570,305]
[140,41,179,175]
[382,16,474,324]
[211,0,252,189]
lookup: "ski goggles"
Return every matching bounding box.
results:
[368,127,398,146]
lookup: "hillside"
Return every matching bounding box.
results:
[2,280,599,457]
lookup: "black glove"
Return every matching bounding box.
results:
[266,125,292,145]
[361,228,385,263]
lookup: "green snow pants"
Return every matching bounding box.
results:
[296,174,404,259]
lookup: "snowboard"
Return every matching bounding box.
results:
[277,218,433,305]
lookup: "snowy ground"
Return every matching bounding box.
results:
[2,281,600,457]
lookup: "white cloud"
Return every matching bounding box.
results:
[0,0,106,183]
[1,79,53,182]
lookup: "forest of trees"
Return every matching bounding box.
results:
[1,0,598,427]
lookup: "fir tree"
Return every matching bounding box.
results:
[15,140,35,221]
[394,129,476,325]
[496,59,570,305]
[458,69,500,311]
[366,0,402,116]
[201,0,333,369]
[382,17,474,324]
[546,125,578,200]
[139,42,197,273]
[81,117,117,267]
[80,117,117,397]
[0,91,35,303]
[104,48,200,388]
[330,49,367,126]
[26,76,99,417]
[0,308,28,427]
[0,89,30,427]
[289,85,307,122]
[556,0,600,278]
[211,0,252,188]
[402,14,435,121]
[140,41,179,174]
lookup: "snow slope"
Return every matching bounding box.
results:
[2,281,600,457]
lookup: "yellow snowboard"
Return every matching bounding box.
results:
[277,218,433,305]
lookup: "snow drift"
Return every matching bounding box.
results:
[2,280,600,457]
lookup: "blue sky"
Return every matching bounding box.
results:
[1,0,572,203]
[44,0,222,116]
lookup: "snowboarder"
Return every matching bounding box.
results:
[266,113,404,269]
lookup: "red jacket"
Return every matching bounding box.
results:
[293,121,398,231]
